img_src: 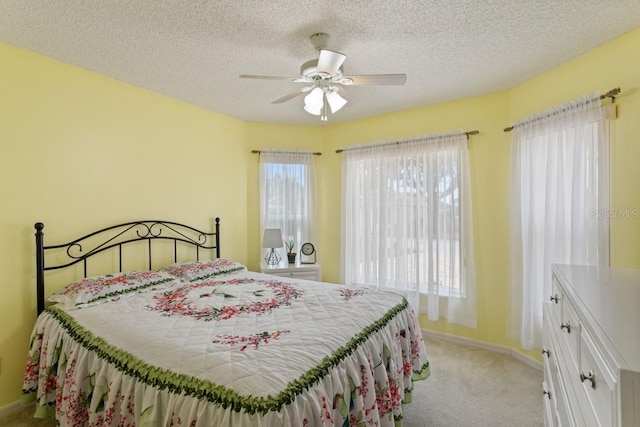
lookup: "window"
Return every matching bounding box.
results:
[260,151,316,257]
[341,131,476,328]
[509,92,611,349]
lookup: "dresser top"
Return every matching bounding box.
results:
[553,264,640,370]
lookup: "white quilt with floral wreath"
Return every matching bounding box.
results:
[23,269,430,427]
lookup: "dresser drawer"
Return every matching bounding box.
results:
[578,326,616,426]
[544,305,577,427]
[260,262,321,282]
[555,361,579,427]
[549,275,563,317]
[559,297,580,367]
[543,352,560,426]
[274,271,318,281]
[543,313,561,413]
[543,380,557,427]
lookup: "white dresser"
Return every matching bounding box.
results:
[260,260,321,281]
[543,264,640,426]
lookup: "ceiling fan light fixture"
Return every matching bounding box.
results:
[304,104,322,115]
[304,87,324,110]
[240,33,407,122]
[326,89,347,113]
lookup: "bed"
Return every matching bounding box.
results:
[22,218,430,426]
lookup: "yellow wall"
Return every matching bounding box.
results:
[0,43,250,407]
[2,25,640,408]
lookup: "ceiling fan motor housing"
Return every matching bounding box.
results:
[300,59,343,80]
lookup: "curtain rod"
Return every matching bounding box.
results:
[503,87,620,133]
[251,150,322,156]
[335,130,479,154]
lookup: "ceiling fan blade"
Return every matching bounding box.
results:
[240,74,303,82]
[272,87,313,104]
[317,49,346,76]
[342,74,407,85]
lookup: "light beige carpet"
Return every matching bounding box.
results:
[404,334,543,427]
[3,333,542,426]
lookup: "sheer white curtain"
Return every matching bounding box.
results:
[341,131,476,328]
[509,92,612,349]
[260,151,316,256]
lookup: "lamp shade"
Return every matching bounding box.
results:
[326,90,347,113]
[262,228,284,248]
[304,87,324,111]
[304,104,321,115]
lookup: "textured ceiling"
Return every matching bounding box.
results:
[1,1,640,125]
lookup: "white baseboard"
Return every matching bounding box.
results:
[422,328,542,372]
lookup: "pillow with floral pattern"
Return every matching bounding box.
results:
[160,258,246,281]
[49,270,179,309]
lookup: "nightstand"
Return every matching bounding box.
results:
[260,260,321,281]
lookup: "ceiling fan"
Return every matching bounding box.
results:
[239,33,407,121]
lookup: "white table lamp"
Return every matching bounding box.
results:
[262,228,283,265]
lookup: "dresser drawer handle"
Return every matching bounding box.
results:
[542,348,550,357]
[560,321,571,333]
[543,390,551,399]
[550,294,560,304]
[580,370,596,389]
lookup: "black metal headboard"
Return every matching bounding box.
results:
[34,218,221,315]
